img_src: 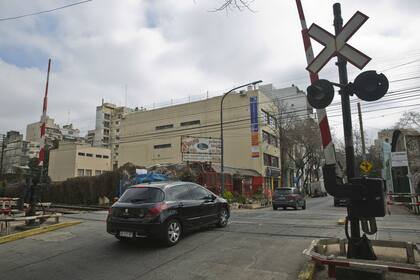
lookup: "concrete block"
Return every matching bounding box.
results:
[336,266,385,280]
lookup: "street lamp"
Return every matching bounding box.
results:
[220,80,262,196]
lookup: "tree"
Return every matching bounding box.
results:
[286,118,322,194]
[268,100,322,192]
[395,111,420,131]
[215,0,255,11]
[268,100,297,188]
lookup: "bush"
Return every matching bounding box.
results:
[222,191,234,203]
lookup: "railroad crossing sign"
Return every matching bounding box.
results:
[307,11,371,74]
[360,160,373,173]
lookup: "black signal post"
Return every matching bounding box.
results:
[333,3,362,256]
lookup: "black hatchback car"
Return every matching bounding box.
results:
[107,181,230,246]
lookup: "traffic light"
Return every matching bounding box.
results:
[306,79,335,109]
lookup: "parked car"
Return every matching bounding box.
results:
[106,181,230,246]
[272,187,306,210]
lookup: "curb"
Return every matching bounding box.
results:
[0,221,81,245]
[298,260,316,280]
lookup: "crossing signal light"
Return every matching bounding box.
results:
[306,71,389,109]
[306,79,335,109]
[353,70,389,102]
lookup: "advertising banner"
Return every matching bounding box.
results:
[181,136,221,163]
[250,96,259,158]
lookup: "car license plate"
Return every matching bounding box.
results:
[279,197,285,200]
[119,231,133,238]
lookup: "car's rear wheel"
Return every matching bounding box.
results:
[164,219,181,246]
[273,205,278,210]
[216,207,229,228]
[302,201,306,210]
[283,207,287,210]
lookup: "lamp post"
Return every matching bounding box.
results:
[220,80,262,196]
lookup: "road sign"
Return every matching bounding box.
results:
[307,11,371,74]
[360,160,373,173]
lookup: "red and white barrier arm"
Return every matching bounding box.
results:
[295,0,337,166]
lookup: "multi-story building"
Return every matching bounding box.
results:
[93,102,133,168]
[260,84,315,187]
[259,84,313,119]
[61,124,85,143]
[118,88,281,189]
[2,131,40,174]
[48,143,112,182]
[86,130,95,146]
[26,116,62,145]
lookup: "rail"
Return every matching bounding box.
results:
[387,192,420,214]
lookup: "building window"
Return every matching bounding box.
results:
[104,113,110,120]
[86,153,93,157]
[180,120,200,127]
[96,154,102,158]
[261,110,269,125]
[86,169,92,176]
[262,131,270,143]
[95,170,101,176]
[263,153,279,167]
[78,152,85,156]
[155,124,174,130]
[103,155,109,159]
[116,129,120,133]
[262,131,278,147]
[263,153,270,166]
[115,121,120,125]
[271,156,279,168]
[77,169,84,176]
[154,144,171,149]
[103,129,110,136]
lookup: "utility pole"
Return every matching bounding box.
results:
[357,103,366,160]
[0,134,5,177]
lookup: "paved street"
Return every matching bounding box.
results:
[1,196,420,280]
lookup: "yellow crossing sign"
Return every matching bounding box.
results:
[360,160,372,173]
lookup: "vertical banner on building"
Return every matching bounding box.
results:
[250,96,259,158]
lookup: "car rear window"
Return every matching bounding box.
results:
[119,187,164,203]
[275,188,292,194]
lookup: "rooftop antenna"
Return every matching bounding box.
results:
[125,84,128,107]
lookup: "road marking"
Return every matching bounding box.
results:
[0,221,81,245]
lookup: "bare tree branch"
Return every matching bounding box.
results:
[212,0,256,12]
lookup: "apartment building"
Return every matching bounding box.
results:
[48,143,112,182]
[1,131,40,174]
[259,84,313,119]
[118,88,281,188]
[93,102,133,168]
[26,116,62,145]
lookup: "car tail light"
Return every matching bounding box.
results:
[145,202,168,218]
[108,207,113,215]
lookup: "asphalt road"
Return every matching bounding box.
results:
[1,196,419,280]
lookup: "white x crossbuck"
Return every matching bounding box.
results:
[307,11,371,74]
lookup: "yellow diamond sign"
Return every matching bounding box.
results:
[360,160,373,173]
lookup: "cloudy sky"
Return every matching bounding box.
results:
[0,0,419,143]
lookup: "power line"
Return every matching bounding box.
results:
[0,0,93,22]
